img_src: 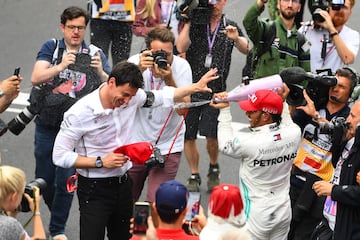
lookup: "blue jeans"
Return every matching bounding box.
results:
[34,123,75,236]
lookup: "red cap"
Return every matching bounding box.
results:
[208,184,244,219]
[238,90,283,114]
[113,142,154,164]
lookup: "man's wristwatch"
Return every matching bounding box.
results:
[0,88,4,97]
[95,156,103,168]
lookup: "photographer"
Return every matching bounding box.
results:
[29,6,111,240]
[289,67,357,239]
[0,165,46,240]
[299,0,359,73]
[127,27,192,203]
[177,0,249,192]
[0,74,22,113]
[311,101,360,240]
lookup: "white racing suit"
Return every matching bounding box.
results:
[218,104,301,240]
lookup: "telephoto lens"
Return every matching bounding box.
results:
[7,106,37,135]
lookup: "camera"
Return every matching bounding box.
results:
[147,50,168,70]
[177,0,215,24]
[7,105,37,135]
[18,178,47,212]
[68,52,92,71]
[310,0,345,22]
[284,68,337,109]
[319,117,348,135]
[145,147,165,168]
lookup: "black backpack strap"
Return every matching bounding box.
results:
[297,31,306,56]
[255,21,276,61]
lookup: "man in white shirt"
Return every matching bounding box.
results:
[128,27,192,203]
[52,61,218,240]
[299,0,359,73]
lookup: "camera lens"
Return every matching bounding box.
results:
[7,106,37,135]
[19,178,47,212]
[155,57,168,70]
[312,8,325,22]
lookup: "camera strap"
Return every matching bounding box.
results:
[155,108,187,159]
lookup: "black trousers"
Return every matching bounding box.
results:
[77,174,133,240]
[90,19,132,66]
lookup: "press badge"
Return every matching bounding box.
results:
[205,54,212,68]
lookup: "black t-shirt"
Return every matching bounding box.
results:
[186,16,244,100]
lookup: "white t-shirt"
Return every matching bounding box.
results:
[128,54,192,154]
[299,25,359,73]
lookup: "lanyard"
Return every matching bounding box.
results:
[161,0,173,24]
[150,70,163,90]
[207,21,221,55]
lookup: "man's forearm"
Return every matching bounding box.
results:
[176,22,191,53]
[235,36,250,54]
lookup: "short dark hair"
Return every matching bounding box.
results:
[336,67,358,96]
[61,6,90,25]
[145,27,175,49]
[271,114,282,125]
[109,61,144,89]
[157,207,185,224]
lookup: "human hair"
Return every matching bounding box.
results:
[0,165,26,207]
[157,207,185,224]
[336,67,358,96]
[145,27,175,49]
[137,0,157,19]
[60,6,90,25]
[109,61,144,89]
[271,114,282,125]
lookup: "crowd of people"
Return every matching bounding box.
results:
[1,0,360,239]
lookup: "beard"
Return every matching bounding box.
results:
[280,9,297,20]
[331,9,347,27]
[332,16,347,27]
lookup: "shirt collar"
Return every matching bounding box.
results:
[91,83,113,115]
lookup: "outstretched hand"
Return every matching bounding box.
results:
[194,68,219,93]
[296,90,317,118]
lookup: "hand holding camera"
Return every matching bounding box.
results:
[90,51,103,76]
[139,50,157,72]
[23,186,41,214]
[18,178,47,213]
[58,51,77,71]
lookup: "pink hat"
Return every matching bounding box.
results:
[114,142,154,164]
[238,90,283,114]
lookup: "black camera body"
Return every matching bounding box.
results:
[319,117,349,140]
[178,0,214,24]
[19,178,47,212]
[69,52,92,70]
[147,50,168,70]
[145,147,165,168]
[310,0,345,22]
[285,68,336,109]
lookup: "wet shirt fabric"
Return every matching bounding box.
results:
[186,16,244,100]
